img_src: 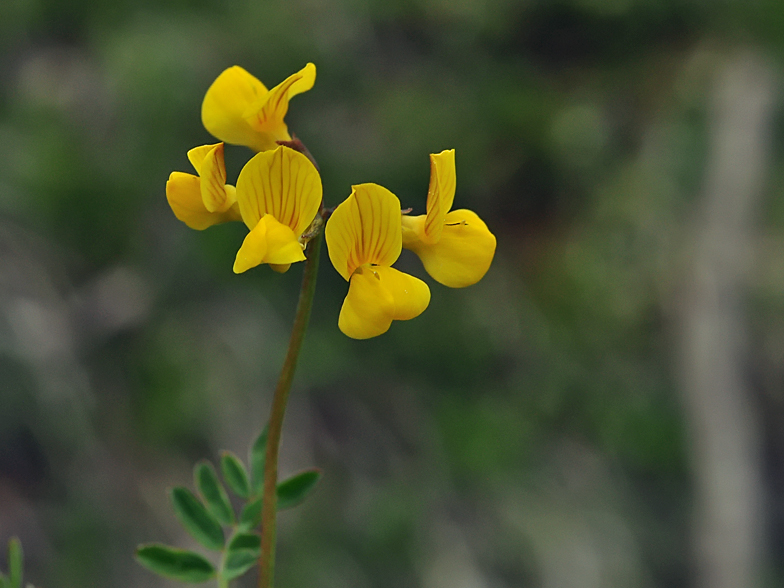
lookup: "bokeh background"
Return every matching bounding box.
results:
[2,0,784,586]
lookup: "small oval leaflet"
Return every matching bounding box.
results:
[222,548,258,580]
[239,497,263,530]
[135,544,216,583]
[227,532,261,553]
[220,451,251,498]
[250,425,269,494]
[171,487,225,551]
[276,469,322,510]
[195,461,235,526]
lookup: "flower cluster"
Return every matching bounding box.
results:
[167,64,496,339]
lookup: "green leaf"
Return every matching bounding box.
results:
[239,497,262,530]
[250,425,268,494]
[135,544,216,583]
[222,549,257,581]
[276,469,322,510]
[170,487,225,550]
[8,538,22,588]
[194,462,234,526]
[227,532,261,553]
[0,572,9,588]
[220,451,251,499]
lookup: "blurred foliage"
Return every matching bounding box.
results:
[1,0,784,587]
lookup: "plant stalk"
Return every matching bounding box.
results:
[258,233,322,588]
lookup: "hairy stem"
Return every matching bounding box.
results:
[258,233,321,588]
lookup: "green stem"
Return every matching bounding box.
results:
[258,233,322,588]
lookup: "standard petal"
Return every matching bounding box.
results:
[423,149,456,244]
[235,145,322,236]
[337,265,429,339]
[242,63,316,145]
[406,209,496,288]
[325,183,402,281]
[166,172,240,230]
[201,66,271,151]
[233,214,305,274]
[199,144,235,213]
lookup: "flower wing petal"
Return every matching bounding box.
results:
[338,267,395,339]
[337,266,429,339]
[325,183,402,281]
[242,63,316,148]
[202,66,270,151]
[199,143,235,213]
[423,149,456,243]
[235,146,322,235]
[166,172,239,230]
[374,266,431,321]
[187,143,221,175]
[233,214,305,274]
[406,209,496,288]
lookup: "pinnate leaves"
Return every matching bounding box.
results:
[137,426,322,585]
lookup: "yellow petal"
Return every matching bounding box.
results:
[201,66,273,152]
[269,263,292,273]
[325,183,403,281]
[423,149,456,244]
[404,209,496,288]
[166,172,240,230]
[242,63,316,146]
[235,145,322,238]
[233,214,306,274]
[338,266,430,339]
[187,143,222,175]
[199,143,236,213]
[401,213,426,248]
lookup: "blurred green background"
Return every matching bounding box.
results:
[2,0,784,586]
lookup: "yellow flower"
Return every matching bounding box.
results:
[166,142,242,230]
[326,184,431,339]
[401,149,496,288]
[233,145,322,274]
[202,63,316,153]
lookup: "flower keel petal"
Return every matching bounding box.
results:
[405,209,496,288]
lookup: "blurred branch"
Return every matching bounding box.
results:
[676,51,776,588]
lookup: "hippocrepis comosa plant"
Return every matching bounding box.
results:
[139,62,496,588]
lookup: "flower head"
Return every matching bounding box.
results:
[401,149,496,288]
[233,145,322,274]
[202,63,316,153]
[326,184,430,339]
[166,142,241,230]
